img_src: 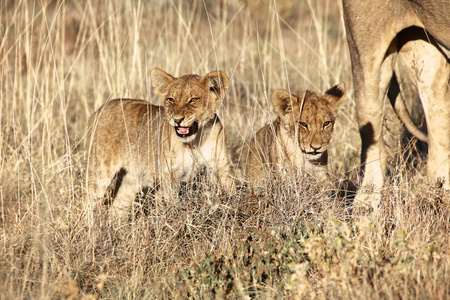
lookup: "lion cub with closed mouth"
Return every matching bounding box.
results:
[246,83,346,185]
[86,68,235,217]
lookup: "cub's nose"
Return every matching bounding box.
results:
[173,117,185,125]
[310,144,322,152]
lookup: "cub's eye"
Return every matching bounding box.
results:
[299,122,308,129]
[189,98,200,104]
[166,97,175,104]
[323,121,331,128]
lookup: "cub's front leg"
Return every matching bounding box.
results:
[215,154,236,194]
[201,122,236,194]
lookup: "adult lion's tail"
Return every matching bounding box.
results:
[390,72,428,143]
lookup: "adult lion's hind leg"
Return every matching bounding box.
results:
[398,34,450,189]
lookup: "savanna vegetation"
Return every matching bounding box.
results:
[0,0,449,298]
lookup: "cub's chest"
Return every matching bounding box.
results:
[168,139,218,180]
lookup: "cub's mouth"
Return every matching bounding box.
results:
[302,148,325,159]
[175,121,198,138]
[305,151,322,158]
[305,150,323,155]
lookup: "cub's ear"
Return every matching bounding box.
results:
[201,71,229,100]
[151,68,175,96]
[272,89,298,117]
[325,82,346,109]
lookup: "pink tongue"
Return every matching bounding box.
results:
[177,127,189,134]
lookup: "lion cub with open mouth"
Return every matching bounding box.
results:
[86,68,235,217]
[246,83,346,185]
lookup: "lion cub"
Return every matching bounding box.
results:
[246,83,346,184]
[86,68,235,217]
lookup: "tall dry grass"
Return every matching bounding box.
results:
[0,0,448,298]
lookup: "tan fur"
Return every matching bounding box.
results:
[246,84,346,185]
[343,0,450,208]
[86,68,235,217]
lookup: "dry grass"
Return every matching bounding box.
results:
[1,0,449,299]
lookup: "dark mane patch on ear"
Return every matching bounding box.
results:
[325,84,345,98]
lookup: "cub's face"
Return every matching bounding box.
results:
[272,84,346,160]
[151,68,229,143]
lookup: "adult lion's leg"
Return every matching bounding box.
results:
[342,0,405,211]
[399,37,450,189]
[353,52,396,210]
[347,32,399,210]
